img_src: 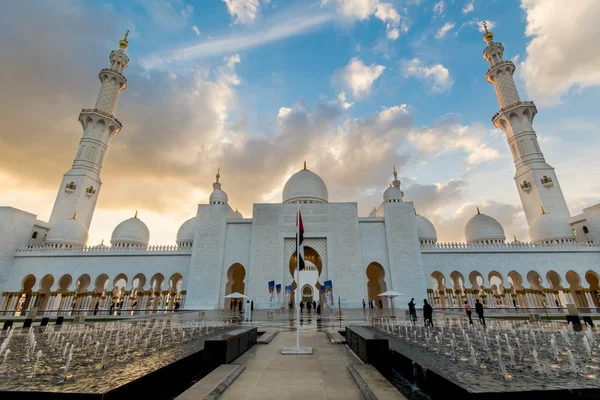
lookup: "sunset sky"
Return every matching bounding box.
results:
[1,0,599,246]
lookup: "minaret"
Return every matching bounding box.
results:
[482,22,570,226]
[391,165,403,196]
[49,31,130,230]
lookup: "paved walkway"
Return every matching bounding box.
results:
[220,331,364,400]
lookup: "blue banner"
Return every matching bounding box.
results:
[268,280,275,292]
[285,285,291,292]
[324,280,332,288]
[276,284,281,292]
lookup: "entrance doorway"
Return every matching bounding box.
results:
[302,285,313,303]
[366,263,387,308]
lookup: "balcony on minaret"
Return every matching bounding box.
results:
[64,182,77,193]
[85,186,97,197]
[541,176,553,187]
[520,180,532,193]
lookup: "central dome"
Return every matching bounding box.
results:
[282,164,328,204]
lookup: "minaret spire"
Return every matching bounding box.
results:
[49,32,130,230]
[482,23,570,229]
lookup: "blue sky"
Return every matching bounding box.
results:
[1,0,599,245]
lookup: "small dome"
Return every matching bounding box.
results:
[465,208,505,244]
[383,186,403,203]
[231,209,243,218]
[176,217,196,246]
[368,207,377,217]
[210,189,228,204]
[529,209,574,244]
[282,164,328,204]
[111,213,150,247]
[46,216,89,248]
[416,215,437,244]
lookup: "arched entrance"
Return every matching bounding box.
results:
[302,285,314,303]
[288,247,322,304]
[367,263,387,309]
[586,270,600,308]
[225,263,246,309]
[566,270,585,307]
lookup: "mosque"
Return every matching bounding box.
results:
[1,27,599,315]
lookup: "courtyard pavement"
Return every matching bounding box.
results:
[220,330,365,400]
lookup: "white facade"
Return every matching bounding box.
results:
[0,28,599,314]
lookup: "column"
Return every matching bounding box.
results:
[160,291,168,312]
[122,291,131,310]
[27,292,38,313]
[584,290,594,309]
[180,291,187,309]
[446,289,454,308]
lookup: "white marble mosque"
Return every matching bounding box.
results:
[1,27,599,315]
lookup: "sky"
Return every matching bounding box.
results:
[1,0,599,246]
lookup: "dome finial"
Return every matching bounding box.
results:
[100,239,105,245]
[71,212,77,220]
[476,206,481,215]
[513,234,517,242]
[393,165,398,179]
[303,161,308,171]
[120,29,130,50]
[540,206,547,215]
[134,210,138,218]
[482,21,494,43]
[216,168,220,183]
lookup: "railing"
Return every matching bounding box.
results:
[422,241,598,251]
[485,60,514,76]
[491,100,536,121]
[80,108,123,127]
[16,244,193,255]
[1,307,184,318]
[99,68,127,83]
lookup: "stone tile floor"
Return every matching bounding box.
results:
[220,331,365,400]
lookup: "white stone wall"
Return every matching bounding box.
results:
[382,202,427,304]
[0,207,37,287]
[185,204,229,309]
[358,218,389,300]
[219,221,252,308]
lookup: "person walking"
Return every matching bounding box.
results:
[316,302,321,316]
[464,301,473,325]
[363,299,366,310]
[408,298,417,323]
[475,299,485,326]
[423,299,434,328]
[378,299,383,309]
[300,301,304,313]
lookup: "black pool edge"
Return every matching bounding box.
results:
[347,326,600,400]
[0,326,258,400]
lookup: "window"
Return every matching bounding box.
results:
[583,226,589,234]
[31,231,38,239]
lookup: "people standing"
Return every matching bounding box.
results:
[307,301,312,313]
[300,301,304,313]
[423,299,434,328]
[363,299,366,310]
[464,301,473,325]
[378,299,383,309]
[475,299,485,326]
[238,300,242,313]
[408,298,416,323]
[316,302,321,316]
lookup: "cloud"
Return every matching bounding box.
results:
[140,11,334,70]
[191,25,200,36]
[462,0,475,14]
[322,0,378,20]
[322,0,406,39]
[519,0,600,105]
[334,57,386,98]
[408,115,500,165]
[222,0,263,24]
[435,22,455,39]
[139,0,193,32]
[433,0,445,15]
[400,58,454,93]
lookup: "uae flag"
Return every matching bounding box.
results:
[296,210,305,271]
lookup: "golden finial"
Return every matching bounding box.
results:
[540,206,547,215]
[302,161,308,171]
[393,165,398,179]
[482,21,493,43]
[134,210,138,218]
[476,206,481,215]
[216,168,220,183]
[119,30,130,49]
[513,235,518,242]
[100,239,105,246]
[71,212,77,220]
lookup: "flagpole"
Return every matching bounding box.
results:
[296,202,300,348]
